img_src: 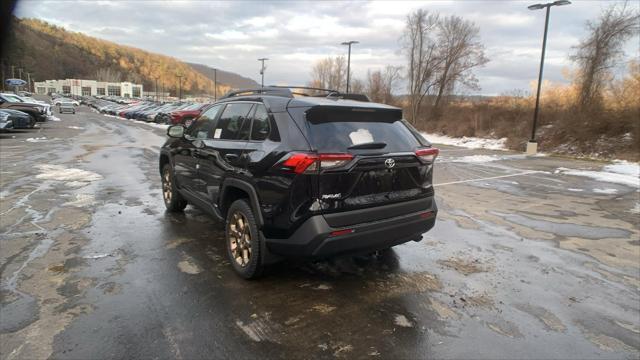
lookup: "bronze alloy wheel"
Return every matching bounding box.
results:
[162,168,172,204]
[228,211,252,267]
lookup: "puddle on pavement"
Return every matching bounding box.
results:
[493,211,632,239]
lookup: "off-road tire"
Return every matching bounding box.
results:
[161,164,187,212]
[225,199,263,279]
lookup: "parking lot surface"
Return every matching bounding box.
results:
[1,106,638,359]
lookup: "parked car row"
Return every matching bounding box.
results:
[83,97,208,125]
[0,108,37,129]
[0,93,49,129]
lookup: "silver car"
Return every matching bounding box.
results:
[59,102,76,114]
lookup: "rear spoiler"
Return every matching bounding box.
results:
[305,106,403,124]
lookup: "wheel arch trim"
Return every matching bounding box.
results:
[220,178,264,227]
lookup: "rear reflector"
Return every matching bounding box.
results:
[280,153,353,174]
[420,211,435,219]
[415,148,439,164]
[329,228,355,237]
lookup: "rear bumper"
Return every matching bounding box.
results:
[264,198,437,258]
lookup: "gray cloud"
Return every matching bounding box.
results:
[15,0,640,95]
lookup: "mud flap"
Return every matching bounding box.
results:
[260,230,283,265]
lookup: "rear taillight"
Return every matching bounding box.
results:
[415,148,439,164]
[280,153,353,174]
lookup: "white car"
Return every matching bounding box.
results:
[53,97,79,106]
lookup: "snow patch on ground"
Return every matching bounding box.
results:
[104,114,169,130]
[63,193,96,207]
[567,188,584,192]
[421,132,507,150]
[593,188,618,195]
[25,137,48,143]
[629,203,640,214]
[557,162,640,188]
[65,181,90,188]
[604,161,640,177]
[394,314,413,328]
[448,155,502,163]
[442,154,525,163]
[67,126,85,130]
[48,115,61,121]
[35,164,103,182]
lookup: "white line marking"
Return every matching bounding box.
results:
[434,170,544,187]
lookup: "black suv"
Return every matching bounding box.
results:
[159,87,439,278]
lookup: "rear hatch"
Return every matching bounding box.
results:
[300,106,437,227]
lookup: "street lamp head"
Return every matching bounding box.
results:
[528,0,570,9]
[552,0,571,6]
[341,41,359,46]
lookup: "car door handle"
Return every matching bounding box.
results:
[224,154,239,162]
[192,149,201,157]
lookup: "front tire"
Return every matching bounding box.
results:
[225,199,263,279]
[161,164,187,212]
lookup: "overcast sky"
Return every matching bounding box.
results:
[15,0,640,95]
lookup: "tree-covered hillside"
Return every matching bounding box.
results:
[2,18,242,96]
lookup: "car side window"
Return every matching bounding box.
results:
[250,105,270,141]
[212,103,254,140]
[186,104,222,139]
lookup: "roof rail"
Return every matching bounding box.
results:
[266,85,340,96]
[220,87,293,99]
[219,85,370,102]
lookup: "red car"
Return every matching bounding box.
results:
[169,103,208,126]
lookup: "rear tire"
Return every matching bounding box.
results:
[225,199,263,279]
[161,164,187,212]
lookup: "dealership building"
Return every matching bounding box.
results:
[33,79,144,98]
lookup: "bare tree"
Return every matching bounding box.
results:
[571,2,639,109]
[366,65,402,104]
[403,9,441,123]
[95,67,122,82]
[433,15,488,114]
[350,78,365,95]
[309,56,348,91]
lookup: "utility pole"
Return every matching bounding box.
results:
[258,58,268,88]
[176,74,183,100]
[26,72,31,92]
[341,40,359,93]
[526,0,571,155]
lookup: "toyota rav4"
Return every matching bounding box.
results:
[159,87,439,278]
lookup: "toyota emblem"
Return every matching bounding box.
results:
[384,158,395,169]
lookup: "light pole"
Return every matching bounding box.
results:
[341,40,358,93]
[258,58,268,88]
[526,0,571,155]
[176,74,183,100]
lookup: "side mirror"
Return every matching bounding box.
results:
[167,125,185,138]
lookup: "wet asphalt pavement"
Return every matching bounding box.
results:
[1,105,639,359]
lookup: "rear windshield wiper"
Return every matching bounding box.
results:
[347,142,387,150]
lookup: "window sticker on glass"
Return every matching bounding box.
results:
[214,128,222,139]
[349,128,374,145]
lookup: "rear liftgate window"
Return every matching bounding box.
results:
[305,107,422,153]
